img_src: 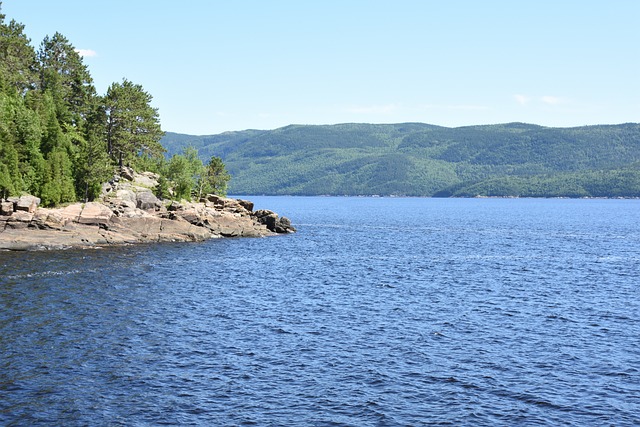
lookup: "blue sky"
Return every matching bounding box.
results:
[3,0,639,135]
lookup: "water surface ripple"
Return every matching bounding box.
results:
[1,197,639,426]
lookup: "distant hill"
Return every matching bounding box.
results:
[161,122,640,197]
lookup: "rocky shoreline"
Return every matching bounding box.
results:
[0,170,295,251]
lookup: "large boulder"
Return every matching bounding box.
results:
[78,202,114,227]
[120,166,135,181]
[237,199,254,212]
[15,195,41,213]
[136,191,160,211]
[253,209,296,233]
[205,194,226,209]
[5,211,33,229]
[1,200,14,216]
[275,216,296,233]
[115,189,137,204]
[178,208,201,225]
[60,204,84,222]
[31,209,65,231]
[133,171,159,189]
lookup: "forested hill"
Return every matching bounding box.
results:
[161,122,640,197]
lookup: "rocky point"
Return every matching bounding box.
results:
[0,169,295,251]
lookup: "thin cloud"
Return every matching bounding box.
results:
[541,95,565,105]
[75,49,97,58]
[514,94,531,106]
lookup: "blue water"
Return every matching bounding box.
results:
[1,197,639,426]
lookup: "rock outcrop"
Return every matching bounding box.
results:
[0,171,295,251]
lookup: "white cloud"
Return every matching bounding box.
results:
[514,94,530,106]
[75,49,97,58]
[541,95,564,105]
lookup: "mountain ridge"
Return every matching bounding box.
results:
[161,122,640,198]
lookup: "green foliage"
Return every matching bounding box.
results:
[40,147,76,206]
[0,8,175,206]
[37,32,96,129]
[105,79,165,164]
[162,147,230,200]
[0,162,15,199]
[165,147,202,200]
[154,174,169,200]
[202,156,230,197]
[0,143,22,198]
[0,11,38,94]
[162,123,640,198]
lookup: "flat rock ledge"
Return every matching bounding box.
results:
[0,175,295,251]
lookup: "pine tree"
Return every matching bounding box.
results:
[40,146,76,206]
[0,5,38,95]
[167,153,193,200]
[202,156,230,196]
[76,99,112,201]
[0,141,24,197]
[37,32,96,130]
[105,79,164,166]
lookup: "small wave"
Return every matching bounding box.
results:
[5,268,99,281]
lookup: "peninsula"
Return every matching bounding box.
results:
[0,168,295,251]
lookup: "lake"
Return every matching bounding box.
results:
[1,197,639,426]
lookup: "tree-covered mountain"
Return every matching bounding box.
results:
[162,122,640,197]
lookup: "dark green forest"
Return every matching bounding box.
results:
[162,122,640,197]
[0,5,228,205]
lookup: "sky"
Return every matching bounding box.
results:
[3,0,639,135]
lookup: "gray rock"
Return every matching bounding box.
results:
[133,171,159,189]
[179,208,201,225]
[253,210,296,233]
[1,201,14,216]
[115,189,137,204]
[120,166,135,181]
[6,211,33,229]
[15,195,41,213]
[136,191,160,211]
[237,199,254,212]
[78,202,114,227]
[277,216,295,231]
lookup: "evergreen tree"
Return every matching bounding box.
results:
[183,146,206,199]
[0,4,38,95]
[0,162,14,199]
[40,146,76,206]
[105,79,164,166]
[165,147,211,200]
[14,94,44,195]
[37,32,96,129]
[0,87,33,196]
[0,142,22,197]
[167,153,193,200]
[202,156,230,196]
[75,98,112,201]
